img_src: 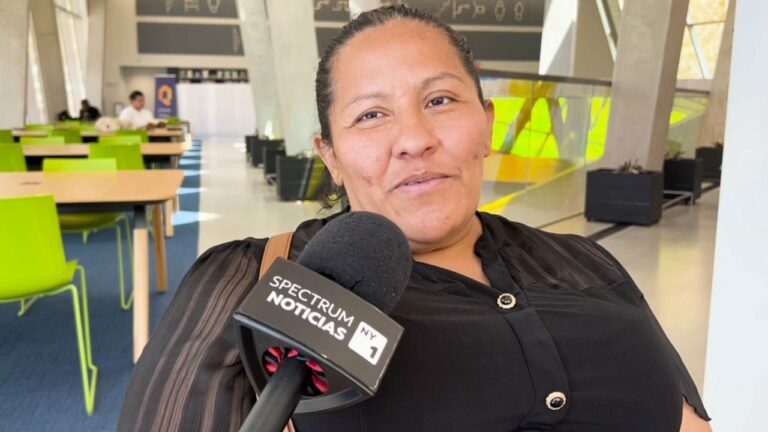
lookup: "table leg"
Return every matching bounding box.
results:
[164,199,175,237]
[152,204,168,293]
[133,206,149,363]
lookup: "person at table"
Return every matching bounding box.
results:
[79,99,101,122]
[118,5,712,432]
[119,90,154,129]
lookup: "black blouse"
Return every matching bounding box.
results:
[118,212,709,432]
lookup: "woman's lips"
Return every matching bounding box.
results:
[393,173,452,194]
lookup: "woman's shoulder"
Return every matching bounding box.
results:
[478,212,629,289]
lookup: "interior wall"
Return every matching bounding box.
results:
[103,0,247,116]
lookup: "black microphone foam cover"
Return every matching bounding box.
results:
[296,211,412,314]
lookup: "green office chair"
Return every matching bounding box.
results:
[51,129,82,144]
[89,144,144,170]
[0,129,13,143]
[43,158,134,310]
[116,129,149,143]
[0,144,27,171]
[24,124,54,131]
[98,135,142,145]
[0,194,98,414]
[20,136,66,145]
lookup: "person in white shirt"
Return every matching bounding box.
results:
[118,90,154,129]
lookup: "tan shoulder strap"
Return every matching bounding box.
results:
[259,232,294,279]
[258,231,297,432]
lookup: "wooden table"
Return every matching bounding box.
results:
[13,129,185,142]
[0,170,184,362]
[21,143,191,237]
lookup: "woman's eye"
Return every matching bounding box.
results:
[426,96,453,108]
[358,111,382,122]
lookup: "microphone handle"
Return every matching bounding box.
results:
[239,357,309,432]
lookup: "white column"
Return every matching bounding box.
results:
[539,0,613,79]
[29,0,68,122]
[349,0,381,18]
[703,2,768,430]
[85,0,106,109]
[601,0,689,171]
[696,0,736,148]
[0,0,29,128]
[237,0,282,138]
[264,0,319,154]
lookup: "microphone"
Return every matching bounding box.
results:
[233,211,412,431]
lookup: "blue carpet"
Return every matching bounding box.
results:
[0,140,203,431]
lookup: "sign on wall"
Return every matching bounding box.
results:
[154,74,178,118]
[137,23,244,56]
[313,0,544,25]
[136,0,239,18]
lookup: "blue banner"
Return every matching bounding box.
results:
[154,74,178,118]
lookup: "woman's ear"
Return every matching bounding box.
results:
[483,99,495,157]
[314,135,343,187]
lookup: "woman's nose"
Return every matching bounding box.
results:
[393,111,440,159]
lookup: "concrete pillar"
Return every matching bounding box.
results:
[704,2,768,430]
[263,0,319,154]
[29,0,68,122]
[237,0,282,138]
[350,0,381,18]
[601,0,689,171]
[85,0,106,109]
[539,0,613,79]
[696,0,736,148]
[0,0,29,128]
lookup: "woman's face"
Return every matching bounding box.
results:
[317,20,494,253]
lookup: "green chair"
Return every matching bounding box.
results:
[51,129,82,144]
[25,123,54,131]
[0,144,26,171]
[0,129,13,143]
[20,136,66,145]
[98,134,142,145]
[43,158,134,310]
[116,129,149,143]
[0,194,98,414]
[89,143,144,170]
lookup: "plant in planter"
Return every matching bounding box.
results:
[663,146,703,200]
[585,159,664,225]
[695,141,723,181]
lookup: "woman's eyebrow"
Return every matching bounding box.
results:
[342,72,465,113]
[421,72,465,89]
[344,91,388,112]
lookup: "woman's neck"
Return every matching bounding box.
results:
[412,215,489,286]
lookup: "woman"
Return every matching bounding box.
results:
[119,6,711,432]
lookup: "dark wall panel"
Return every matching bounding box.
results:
[137,23,244,56]
[315,27,540,61]
[136,0,239,18]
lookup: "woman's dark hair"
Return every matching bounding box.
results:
[315,5,484,209]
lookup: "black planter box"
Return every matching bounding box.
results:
[245,135,258,160]
[695,146,723,181]
[249,138,285,167]
[276,156,327,201]
[663,158,703,199]
[585,169,664,225]
[263,146,286,183]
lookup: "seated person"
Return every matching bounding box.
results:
[79,99,101,122]
[119,90,154,129]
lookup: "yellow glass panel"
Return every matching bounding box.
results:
[687,0,728,24]
[678,27,703,79]
[691,23,725,77]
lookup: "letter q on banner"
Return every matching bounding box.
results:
[154,74,178,118]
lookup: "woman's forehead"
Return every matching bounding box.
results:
[331,20,469,95]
